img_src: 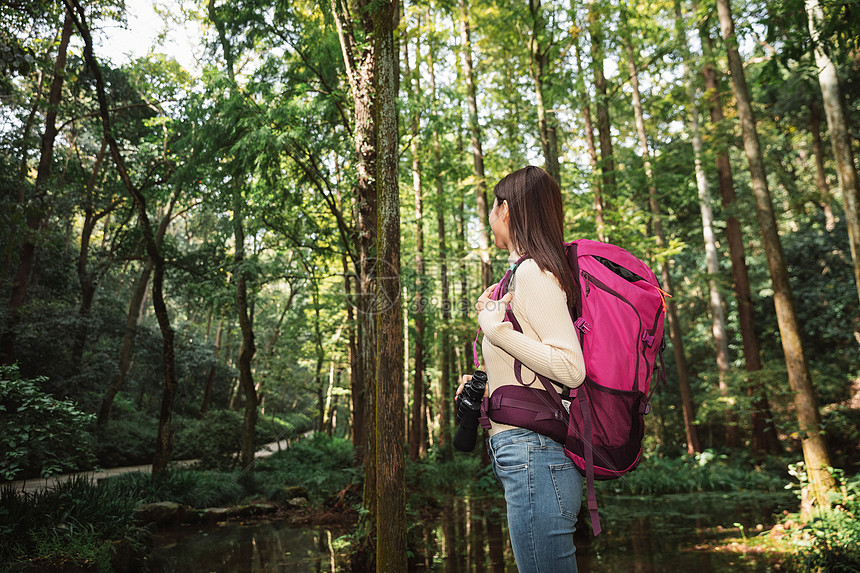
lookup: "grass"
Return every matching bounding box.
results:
[0,475,146,571]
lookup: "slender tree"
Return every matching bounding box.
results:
[805,0,860,306]
[64,0,180,477]
[572,26,606,242]
[716,0,836,507]
[671,1,729,449]
[696,7,781,455]
[807,100,836,231]
[404,29,427,462]
[527,0,560,184]
[1,8,73,365]
[459,0,492,290]
[588,0,616,213]
[209,0,259,473]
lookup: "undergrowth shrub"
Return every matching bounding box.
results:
[255,411,315,444]
[174,409,243,470]
[785,468,860,572]
[94,401,157,467]
[255,433,358,506]
[0,475,145,571]
[0,365,95,480]
[606,449,786,494]
[105,466,246,508]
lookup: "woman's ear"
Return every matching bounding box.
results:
[502,200,510,221]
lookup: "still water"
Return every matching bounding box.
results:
[148,491,795,572]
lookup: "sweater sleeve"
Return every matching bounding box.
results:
[477,260,585,388]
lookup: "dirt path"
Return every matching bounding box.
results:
[5,439,292,494]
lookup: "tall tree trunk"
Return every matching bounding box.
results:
[1,9,73,365]
[97,198,174,431]
[459,0,492,290]
[805,0,860,306]
[234,192,258,473]
[717,0,836,506]
[808,99,836,231]
[405,36,427,462]
[66,0,179,478]
[429,24,453,461]
[573,31,606,242]
[527,0,560,184]
[71,138,109,375]
[331,2,380,565]
[588,0,616,210]
[210,0,258,475]
[621,17,700,453]
[97,259,152,430]
[330,0,377,479]
[671,2,733,448]
[697,14,780,455]
[311,275,326,431]
[373,1,405,568]
[200,317,223,417]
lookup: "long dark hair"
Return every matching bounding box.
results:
[493,166,578,313]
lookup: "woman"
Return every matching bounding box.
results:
[459,166,586,572]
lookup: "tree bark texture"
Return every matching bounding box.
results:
[805,0,860,306]
[373,1,406,569]
[330,0,378,472]
[717,0,836,504]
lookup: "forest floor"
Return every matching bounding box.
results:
[6,439,293,494]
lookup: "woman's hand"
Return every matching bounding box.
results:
[455,374,472,399]
[476,283,513,314]
[455,373,489,399]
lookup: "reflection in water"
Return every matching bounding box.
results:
[148,491,794,572]
[148,521,344,572]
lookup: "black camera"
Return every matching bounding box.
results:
[453,370,488,452]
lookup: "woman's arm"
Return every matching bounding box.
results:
[478,261,585,388]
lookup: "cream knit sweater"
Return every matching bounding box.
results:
[477,252,586,437]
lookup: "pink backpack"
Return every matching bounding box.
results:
[476,239,668,535]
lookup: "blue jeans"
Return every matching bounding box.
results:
[488,428,582,572]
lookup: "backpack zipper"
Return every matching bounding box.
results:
[581,269,643,391]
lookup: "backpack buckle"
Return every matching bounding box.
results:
[574,317,591,332]
[639,402,651,415]
[642,331,655,347]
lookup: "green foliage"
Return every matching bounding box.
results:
[0,475,145,571]
[94,401,157,467]
[255,433,358,506]
[104,466,246,508]
[174,409,244,471]
[606,450,787,495]
[255,411,315,444]
[785,472,860,572]
[0,365,95,481]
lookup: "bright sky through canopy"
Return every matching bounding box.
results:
[95,0,202,72]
